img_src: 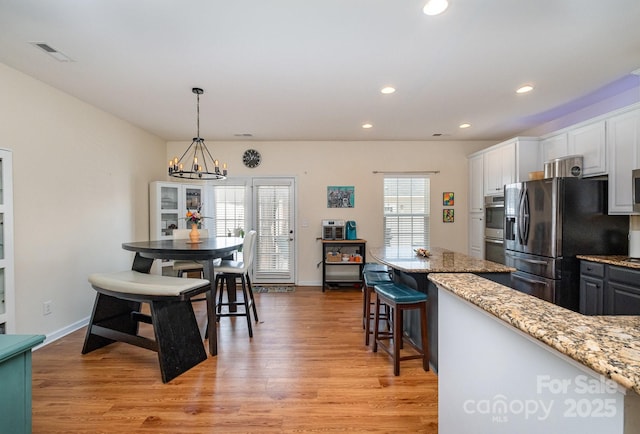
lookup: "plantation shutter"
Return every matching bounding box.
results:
[383,176,431,249]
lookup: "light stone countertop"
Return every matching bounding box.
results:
[428,272,640,395]
[368,246,515,274]
[577,254,640,270]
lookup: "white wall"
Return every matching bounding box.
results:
[167,139,491,285]
[0,63,166,336]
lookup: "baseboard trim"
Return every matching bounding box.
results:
[33,316,90,351]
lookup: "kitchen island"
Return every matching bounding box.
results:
[429,272,640,433]
[368,246,514,371]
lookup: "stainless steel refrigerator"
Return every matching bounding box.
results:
[504,177,628,311]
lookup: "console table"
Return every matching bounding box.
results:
[321,239,366,291]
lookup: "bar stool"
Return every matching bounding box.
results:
[363,263,389,274]
[362,270,392,346]
[373,282,429,376]
[214,231,258,338]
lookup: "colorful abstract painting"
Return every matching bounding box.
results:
[443,192,454,206]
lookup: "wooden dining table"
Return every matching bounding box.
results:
[122,236,244,356]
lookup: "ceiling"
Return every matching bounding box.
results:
[1,0,640,142]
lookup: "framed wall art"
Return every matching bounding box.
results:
[443,192,454,206]
[443,208,454,223]
[327,186,355,208]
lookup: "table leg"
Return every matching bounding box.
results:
[204,260,217,356]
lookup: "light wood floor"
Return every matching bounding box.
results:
[31,287,438,433]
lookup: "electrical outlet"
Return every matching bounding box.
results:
[43,300,53,316]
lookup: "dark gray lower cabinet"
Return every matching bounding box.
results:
[606,266,640,315]
[579,261,605,315]
[580,261,640,315]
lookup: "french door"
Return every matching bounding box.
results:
[252,178,296,284]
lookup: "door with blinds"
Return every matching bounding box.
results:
[252,178,295,284]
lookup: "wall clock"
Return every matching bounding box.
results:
[242,149,261,168]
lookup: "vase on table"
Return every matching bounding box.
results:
[189,224,200,243]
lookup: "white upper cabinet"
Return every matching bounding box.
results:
[568,120,607,176]
[607,107,640,214]
[541,120,607,177]
[484,142,514,195]
[469,154,484,212]
[482,137,540,196]
[540,133,569,162]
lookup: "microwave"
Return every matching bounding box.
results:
[634,169,640,213]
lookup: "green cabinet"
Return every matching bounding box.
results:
[0,334,45,434]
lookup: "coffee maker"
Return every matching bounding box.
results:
[346,221,357,240]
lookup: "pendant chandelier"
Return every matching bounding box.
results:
[168,87,227,180]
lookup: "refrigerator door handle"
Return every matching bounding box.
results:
[517,186,527,245]
[512,273,549,286]
[518,258,548,265]
[520,188,530,245]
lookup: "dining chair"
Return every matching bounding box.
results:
[172,228,211,278]
[214,230,259,337]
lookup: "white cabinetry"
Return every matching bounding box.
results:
[468,137,538,259]
[468,154,484,258]
[482,137,540,196]
[483,143,514,195]
[149,181,207,240]
[468,154,484,213]
[540,133,568,162]
[607,107,640,214]
[0,149,14,333]
[540,120,607,177]
[569,121,607,176]
[468,213,484,259]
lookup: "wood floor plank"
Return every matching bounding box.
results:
[31,287,438,433]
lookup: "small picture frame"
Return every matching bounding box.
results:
[327,186,355,208]
[443,192,454,206]
[443,209,454,223]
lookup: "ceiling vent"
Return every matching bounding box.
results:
[30,42,74,62]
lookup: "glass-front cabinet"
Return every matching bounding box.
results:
[0,149,14,334]
[149,181,206,240]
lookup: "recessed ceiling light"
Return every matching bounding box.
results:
[380,86,396,94]
[459,123,471,129]
[516,84,534,94]
[362,123,373,129]
[423,0,449,16]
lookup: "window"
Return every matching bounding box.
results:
[211,185,246,237]
[383,176,430,249]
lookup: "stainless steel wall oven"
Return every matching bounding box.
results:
[484,195,505,264]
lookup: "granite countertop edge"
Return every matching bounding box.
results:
[369,246,515,274]
[428,272,640,395]
[577,254,640,269]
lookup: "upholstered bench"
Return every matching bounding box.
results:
[82,270,210,383]
[372,282,429,376]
